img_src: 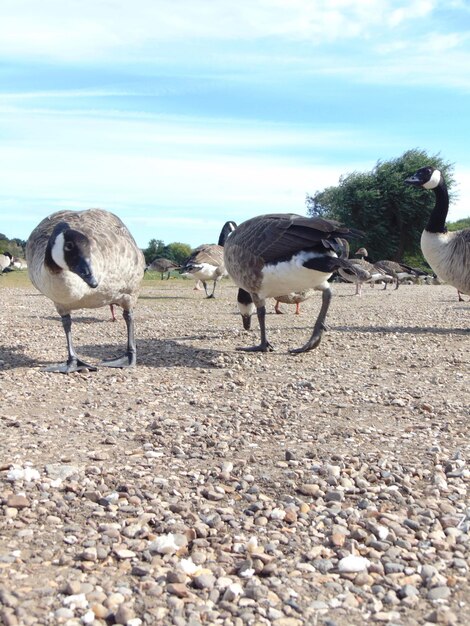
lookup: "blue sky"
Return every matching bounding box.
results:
[1,0,469,248]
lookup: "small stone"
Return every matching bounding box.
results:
[427,586,450,601]
[397,584,419,599]
[193,573,216,590]
[6,495,30,508]
[297,484,320,497]
[426,607,458,624]
[81,547,97,562]
[338,554,370,573]
[284,508,297,524]
[114,548,136,560]
[114,603,135,625]
[166,583,190,598]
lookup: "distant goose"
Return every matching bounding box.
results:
[235,288,311,328]
[11,256,27,270]
[373,259,424,290]
[224,213,362,353]
[0,251,12,273]
[338,246,386,295]
[274,290,312,314]
[26,209,145,373]
[180,221,236,298]
[405,166,470,296]
[147,257,179,279]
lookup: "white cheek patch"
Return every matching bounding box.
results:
[423,169,441,190]
[51,232,68,269]
[238,301,256,317]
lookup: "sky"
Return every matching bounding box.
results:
[1,0,469,249]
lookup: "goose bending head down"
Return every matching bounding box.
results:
[26,209,145,373]
[224,213,363,353]
[405,166,470,296]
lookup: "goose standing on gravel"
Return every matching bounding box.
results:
[224,213,362,353]
[405,166,470,296]
[180,221,236,298]
[338,245,386,295]
[274,290,312,315]
[147,257,179,280]
[373,259,424,290]
[0,251,12,273]
[26,209,145,373]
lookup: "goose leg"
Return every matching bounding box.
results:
[202,281,210,297]
[45,314,98,373]
[237,301,274,352]
[206,280,217,299]
[290,287,331,354]
[274,300,283,314]
[100,309,137,368]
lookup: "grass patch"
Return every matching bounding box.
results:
[0,271,32,289]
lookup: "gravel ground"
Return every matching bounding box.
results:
[1,276,469,626]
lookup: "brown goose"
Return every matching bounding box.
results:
[26,209,145,373]
[224,213,362,353]
[405,166,470,296]
[180,221,236,297]
[274,290,312,314]
[373,259,424,289]
[147,257,179,279]
[338,246,387,295]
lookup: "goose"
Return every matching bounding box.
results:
[180,221,237,298]
[26,208,145,373]
[337,245,387,295]
[147,257,179,279]
[373,259,424,290]
[405,166,470,296]
[224,213,363,353]
[236,288,312,329]
[274,290,312,315]
[0,251,12,273]
[12,256,27,270]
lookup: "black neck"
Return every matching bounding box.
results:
[426,181,449,234]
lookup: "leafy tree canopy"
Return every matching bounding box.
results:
[142,239,192,266]
[306,149,456,264]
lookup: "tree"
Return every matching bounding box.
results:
[306,149,455,263]
[143,239,165,264]
[447,218,470,231]
[163,242,192,265]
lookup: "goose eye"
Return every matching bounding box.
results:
[64,242,74,252]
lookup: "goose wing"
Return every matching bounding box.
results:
[230,214,359,263]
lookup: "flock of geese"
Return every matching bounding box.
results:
[12,166,468,372]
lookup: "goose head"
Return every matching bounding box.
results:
[47,222,98,288]
[404,166,442,190]
[355,247,368,258]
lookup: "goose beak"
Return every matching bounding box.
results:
[404,174,420,186]
[241,314,252,330]
[73,258,98,288]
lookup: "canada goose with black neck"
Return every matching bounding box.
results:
[224,213,363,353]
[405,167,470,296]
[180,221,236,298]
[26,209,145,373]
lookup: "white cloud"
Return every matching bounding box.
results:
[0,0,439,62]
